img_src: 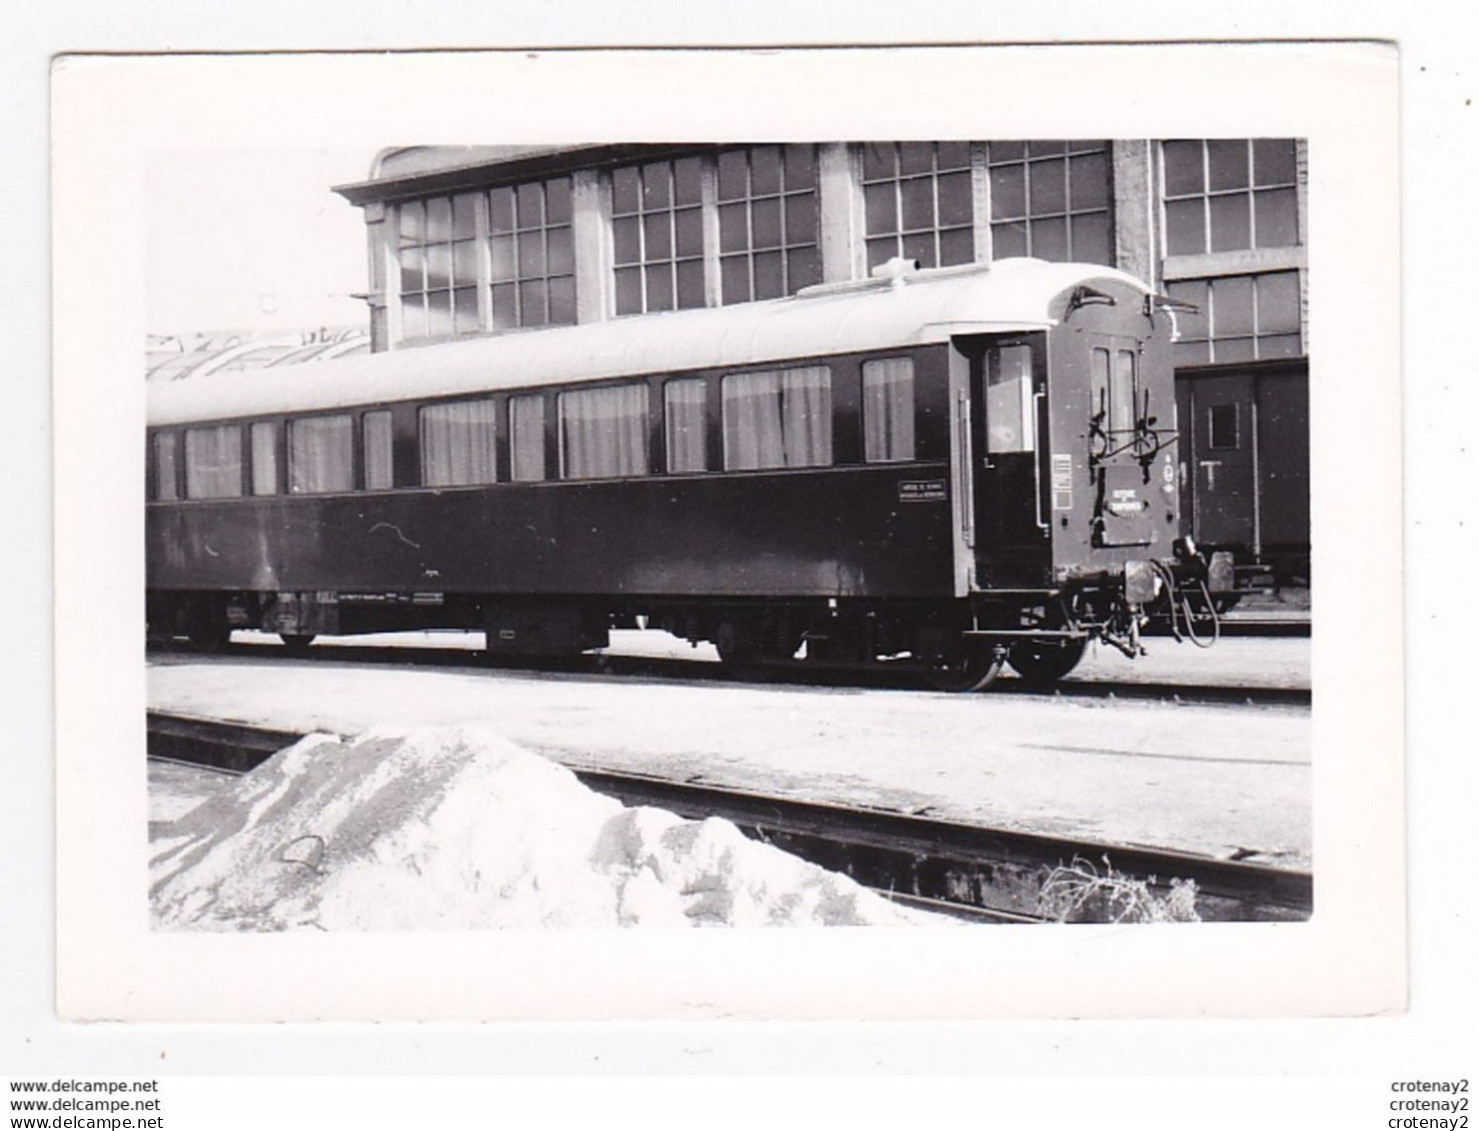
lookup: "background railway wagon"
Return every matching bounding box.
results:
[1175,360,1310,587]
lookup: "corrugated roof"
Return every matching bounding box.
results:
[147,259,1154,427]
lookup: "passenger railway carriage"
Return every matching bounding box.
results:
[146,257,1229,690]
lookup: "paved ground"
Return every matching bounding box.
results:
[149,639,1310,869]
[227,629,1311,691]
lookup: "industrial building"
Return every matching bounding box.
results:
[333,141,1309,583]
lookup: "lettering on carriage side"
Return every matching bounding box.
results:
[898,479,947,503]
[1051,454,1073,511]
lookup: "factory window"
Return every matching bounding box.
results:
[664,378,707,473]
[613,157,706,315]
[861,357,916,463]
[987,141,1112,264]
[363,411,394,490]
[153,432,179,501]
[722,365,833,471]
[509,394,547,483]
[487,177,575,330]
[717,145,821,304]
[986,346,1035,454]
[420,400,497,487]
[1208,404,1240,450]
[250,422,278,496]
[1162,139,1300,256]
[288,414,354,494]
[184,425,244,499]
[862,142,975,272]
[1165,270,1303,365]
[398,194,481,341]
[559,384,650,480]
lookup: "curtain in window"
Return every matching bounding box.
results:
[723,365,831,470]
[862,357,915,463]
[664,379,706,472]
[154,433,179,501]
[509,394,546,482]
[251,422,277,496]
[363,411,395,489]
[184,425,243,498]
[560,384,649,479]
[420,401,495,486]
[289,415,353,494]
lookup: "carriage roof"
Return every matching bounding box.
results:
[147,258,1155,427]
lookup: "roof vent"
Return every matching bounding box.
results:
[869,257,921,288]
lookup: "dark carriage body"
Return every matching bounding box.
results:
[147,259,1221,685]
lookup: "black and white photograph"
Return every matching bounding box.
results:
[49,44,1402,1025]
[143,138,1312,934]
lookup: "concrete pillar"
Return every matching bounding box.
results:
[572,168,613,323]
[971,143,992,263]
[700,159,722,307]
[364,201,403,351]
[1296,137,1310,348]
[817,143,864,283]
[1111,139,1158,288]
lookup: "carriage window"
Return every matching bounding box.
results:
[250,422,278,496]
[420,400,496,486]
[509,394,547,482]
[1208,404,1240,449]
[184,425,243,499]
[986,345,1034,454]
[664,379,707,473]
[363,411,394,490]
[288,414,354,494]
[153,432,179,501]
[722,365,832,470]
[1090,348,1111,430]
[559,384,650,480]
[862,357,916,463]
[1112,349,1138,436]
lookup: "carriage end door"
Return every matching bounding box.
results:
[972,336,1051,588]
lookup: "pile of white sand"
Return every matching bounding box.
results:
[149,727,936,930]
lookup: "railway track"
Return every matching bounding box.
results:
[149,642,1311,710]
[147,711,1312,923]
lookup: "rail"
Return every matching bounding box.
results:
[147,711,1313,923]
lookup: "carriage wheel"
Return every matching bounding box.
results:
[926,642,1003,693]
[1006,637,1088,687]
[279,633,317,655]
